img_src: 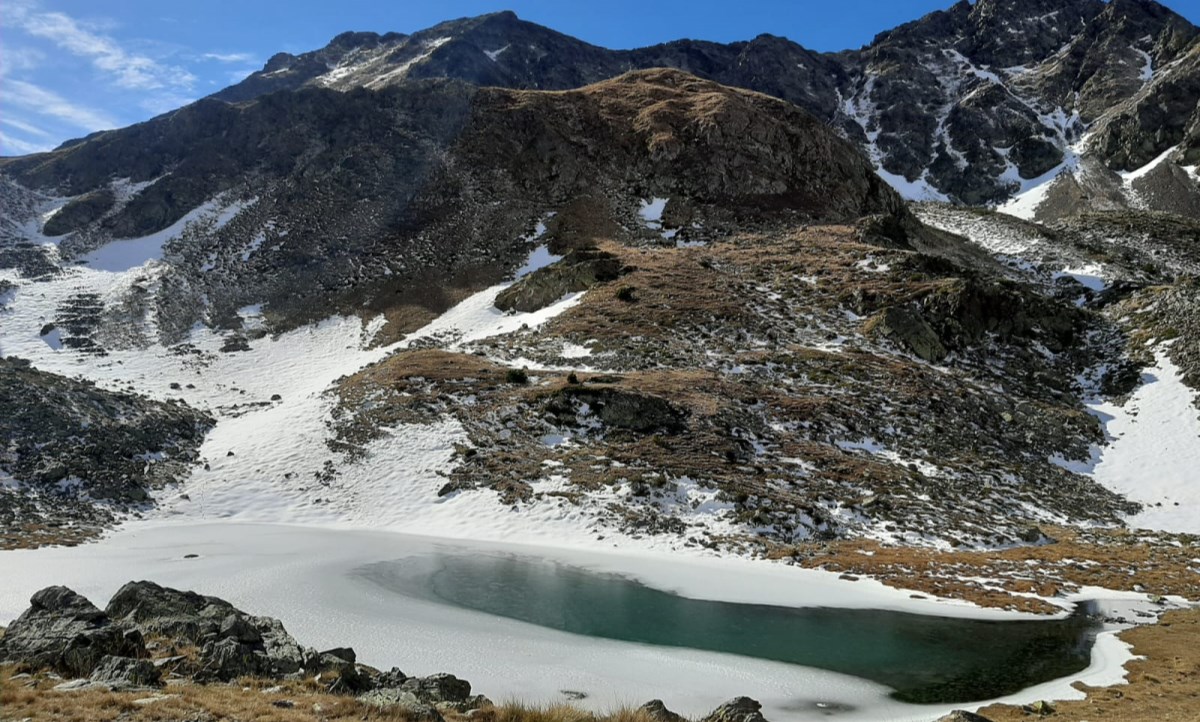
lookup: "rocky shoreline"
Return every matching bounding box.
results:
[0,581,1006,722]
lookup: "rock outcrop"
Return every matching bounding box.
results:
[1,582,778,720]
[0,586,145,678]
[0,582,493,714]
[0,359,212,546]
[495,248,625,313]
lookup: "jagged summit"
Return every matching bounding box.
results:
[192,0,1199,216]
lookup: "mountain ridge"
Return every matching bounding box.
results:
[193,0,1200,215]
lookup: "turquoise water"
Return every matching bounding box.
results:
[356,553,1099,704]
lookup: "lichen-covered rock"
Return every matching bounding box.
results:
[401,672,472,703]
[0,586,145,677]
[359,688,446,721]
[89,655,163,689]
[702,697,768,722]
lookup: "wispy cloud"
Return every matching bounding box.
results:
[0,116,52,138]
[204,52,257,64]
[13,6,195,90]
[0,128,53,155]
[4,78,117,131]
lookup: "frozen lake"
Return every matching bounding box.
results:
[0,522,1135,721]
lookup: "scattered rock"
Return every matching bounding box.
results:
[640,699,686,722]
[1024,700,1055,716]
[935,711,995,722]
[702,697,768,722]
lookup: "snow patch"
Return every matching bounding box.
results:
[80,197,250,273]
[1118,144,1179,185]
[1133,47,1153,82]
[1055,349,1200,534]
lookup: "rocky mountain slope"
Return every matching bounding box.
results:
[0,69,900,344]
[0,3,1197,558]
[207,0,1200,214]
[0,359,211,548]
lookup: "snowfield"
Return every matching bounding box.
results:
[1,205,1198,719]
[1056,348,1200,535]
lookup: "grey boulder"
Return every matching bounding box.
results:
[702,697,768,722]
[0,586,145,677]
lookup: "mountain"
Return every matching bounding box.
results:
[0,69,901,344]
[0,2,1198,555]
[207,1,1200,215]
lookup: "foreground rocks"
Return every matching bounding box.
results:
[0,581,492,717]
[0,582,779,722]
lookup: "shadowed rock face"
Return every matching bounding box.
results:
[191,1,1197,212]
[0,69,903,339]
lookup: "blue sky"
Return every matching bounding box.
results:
[2,0,1199,156]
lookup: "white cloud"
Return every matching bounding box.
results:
[15,8,196,90]
[0,45,44,75]
[204,52,256,64]
[0,128,53,155]
[4,78,117,131]
[0,116,52,137]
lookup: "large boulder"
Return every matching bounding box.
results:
[0,586,145,677]
[106,580,319,680]
[495,248,625,313]
[105,580,236,643]
[640,700,686,722]
[702,697,768,722]
[865,305,947,363]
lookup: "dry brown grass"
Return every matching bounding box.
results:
[0,671,422,722]
[773,526,1200,613]
[483,702,660,722]
[980,607,1200,721]
[0,523,100,551]
[0,667,668,722]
